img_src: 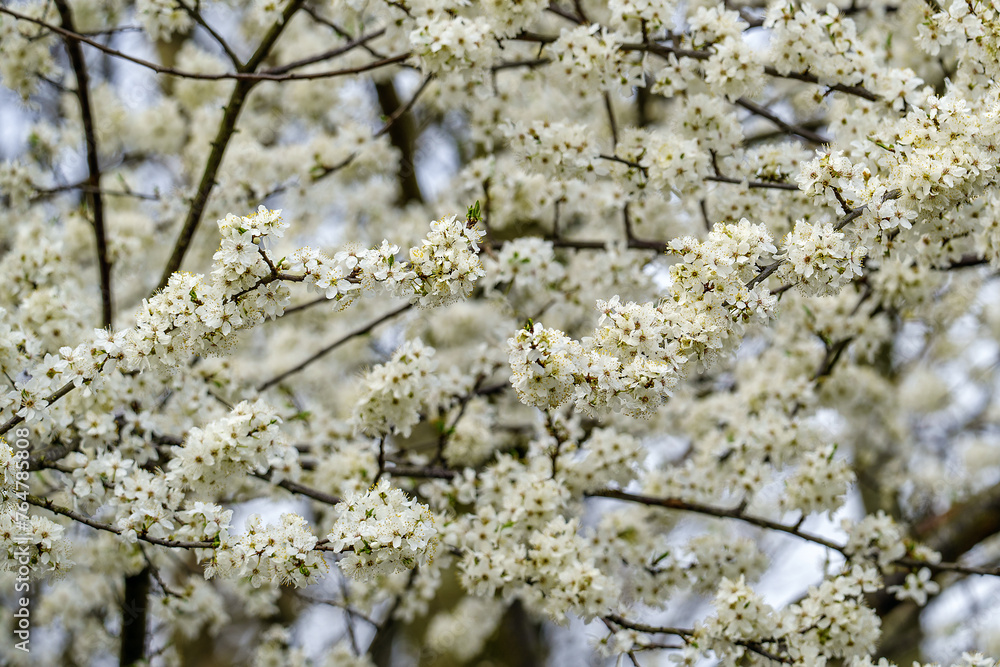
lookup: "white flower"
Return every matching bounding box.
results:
[328,480,439,581]
[887,567,940,606]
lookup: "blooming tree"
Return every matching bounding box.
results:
[2,0,1000,665]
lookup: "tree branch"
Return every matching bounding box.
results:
[735,97,832,145]
[257,303,412,392]
[156,0,305,291]
[54,0,113,329]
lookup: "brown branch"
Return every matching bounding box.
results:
[605,615,792,663]
[54,0,113,329]
[734,97,832,145]
[492,57,552,71]
[268,28,387,75]
[897,557,1000,578]
[598,154,800,191]
[914,481,1000,566]
[175,0,240,67]
[280,295,329,316]
[487,237,667,252]
[375,78,425,205]
[36,183,160,201]
[120,566,150,666]
[375,74,433,138]
[255,471,342,506]
[156,0,305,292]
[384,464,458,480]
[587,488,845,552]
[604,92,619,148]
[765,65,880,102]
[257,302,412,392]
[0,6,406,83]
[705,174,801,190]
[28,495,215,549]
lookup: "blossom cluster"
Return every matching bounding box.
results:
[0,441,21,509]
[506,121,603,182]
[352,338,439,437]
[610,0,675,31]
[780,445,855,516]
[327,480,439,582]
[405,213,486,308]
[920,0,1000,81]
[617,128,709,198]
[558,427,642,493]
[548,24,642,94]
[0,513,73,578]
[453,464,618,621]
[165,400,295,497]
[409,16,500,76]
[509,219,777,417]
[778,220,867,296]
[210,513,326,588]
[695,567,885,664]
[290,213,485,309]
[0,3,57,99]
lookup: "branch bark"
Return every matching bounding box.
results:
[155,0,305,291]
[54,0,113,329]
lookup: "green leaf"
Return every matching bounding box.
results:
[467,200,482,222]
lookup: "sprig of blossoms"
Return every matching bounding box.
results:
[328,479,439,582]
[404,213,486,308]
[696,575,776,650]
[2,208,486,413]
[547,24,642,94]
[0,514,73,579]
[352,338,438,437]
[209,513,326,588]
[290,213,485,309]
[117,206,290,371]
[165,400,295,497]
[506,121,603,181]
[887,567,940,606]
[409,16,499,75]
[509,219,777,417]
[778,220,867,296]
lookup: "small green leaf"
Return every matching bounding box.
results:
[467,200,482,222]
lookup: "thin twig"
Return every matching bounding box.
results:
[257,303,412,392]
[587,488,845,552]
[0,6,406,83]
[156,0,305,291]
[55,0,113,329]
[375,74,433,138]
[735,97,832,145]
[175,0,241,66]
[29,495,215,549]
